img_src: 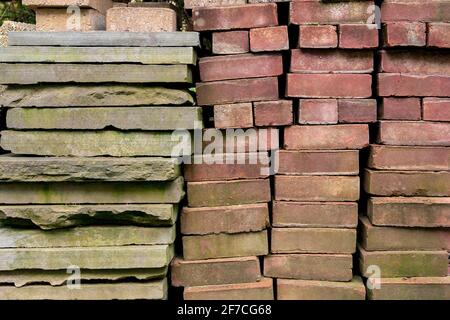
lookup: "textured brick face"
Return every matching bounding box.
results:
[298,25,338,48]
[212,31,249,55]
[250,26,289,52]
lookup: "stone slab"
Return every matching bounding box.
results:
[0,85,194,107]
[7,107,203,130]
[0,204,178,229]
[0,279,167,300]
[0,178,185,204]
[35,8,105,32]
[264,254,353,282]
[0,46,196,64]
[8,31,200,47]
[171,256,261,287]
[106,7,177,32]
[184,278,273,300]
[0,245,174,270]
[0,155,181,182]
[0,225,175,248]
[0,64,192,84]
[23,1,113,15]
[0,268,167,287]
[0,131,192,157]
[277,277,365,300]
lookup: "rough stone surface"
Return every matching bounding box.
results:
[250,26,289,52]
[383,22,426,47]
[7,107,202,130]
[0,178,185,204]
[0,22,35,48]
[0,280,167,300]
[0,131,192,157]
[277,277,366,300]
[298,25,337,48]
[271,228,357,254]
[35,8,105,32]
[184,278,273,300]
[428,23,450,48]
[212,31,249,55]
[254,100,293,126]
[0,245,174,270]
[0,64,192,84]
[0,204,178,229]
[181,204,269,235]
[106,7,176,32]
[214,103,254,128]
[0,85,194,107]
[182,231,268,260]
[264,254,353,282]
[184,0,246,10]
[0,156,181,182]
[171,256,261,287]
[23,0,113,14]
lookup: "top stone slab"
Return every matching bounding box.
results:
[7,32,200,47]
[23,0,113,14]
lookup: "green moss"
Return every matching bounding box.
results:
[0,1,35,26]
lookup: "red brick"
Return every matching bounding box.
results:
[187,179,271,207]
[360,216,448,252]
[182,231,268,260]
[254,100,293,127]
[264,254,353,282]
[339,24,378,49]
[380,98,421,120]
[338,99,377,123]
[214,103,253,128]
[192,4,278,31]
[184,153,270,182]
[286,74,372,98]
[199,54,283,82]
[184,0,246,10]
[378,74,450,97]
[428,23,450,48]
[184,278,274,300]
[212,31,249,55]
[364,169,450,197]
[423,98,450,121]
[197,77,279,105]
[368,197,450,228]
[381,2,450,22]
[275,175,360,201]
[284,124,369,150]
[171,256,261,287]
[298,99,338,124]
[250,26,289,52]
[277,277,365,300]
[290,1,373,25]
[271,228,357,254]
[380,50,450,75]
[272,201,358,228]
[377,121,450,146]
[277,150,359,175]
[290,49,373,73]
[181,203,269,235]
[298,25,337,48]
[383,22,426,47]
[368,145,450,171]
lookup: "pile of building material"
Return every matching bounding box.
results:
[361,0,450,300]
[0,30,200,300]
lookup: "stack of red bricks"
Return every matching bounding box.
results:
[171,3,290,300]
[360,0,450,300]
[267,0,378,300]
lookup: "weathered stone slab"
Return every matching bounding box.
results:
[0,204,178,229]
[8,31,200,47]
[0,225,175,248]
[106,7,177,32]
[23,1,113,15]
[182,231,268,260]
[35,8,105,32]
[368,197,450,228]
[0,47,196,64]
[7,107,203,130]
[0,279,167,300]
[0,131,192,157]
[0,64,192,84]
[264,254,353,282]
[0,156,180,182]
[360,216,447,251]
[171,256,261,287]
[359,247,448,278]
[277,277,365,300]
[0,85,194,107]
[184,278,273,300]
[0,268,167,287]
[367,277,450,300]
[0,245,174,270]
[0,178,185,204]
